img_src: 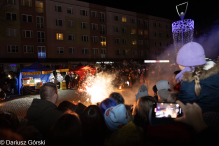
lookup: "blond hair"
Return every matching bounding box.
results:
[192,65,204,97]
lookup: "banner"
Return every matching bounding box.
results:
[22,71,41,75]
[42,70,53,74]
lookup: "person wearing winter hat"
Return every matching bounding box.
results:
[157,89,170,102]
[135,84,149,102]
[156,80,170,91]
[104,104,144,146]
[176,42,219,113]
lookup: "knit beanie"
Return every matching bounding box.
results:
[177,42,206,67]
[158,89,170,101]
[135,84,149,101]
[156,80,170,91]
[104,104,129,132]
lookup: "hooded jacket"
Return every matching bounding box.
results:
[179,62,219,113]
[104,121,143,146]
[25,99,63,138]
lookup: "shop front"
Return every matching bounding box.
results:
[19,62,54,95]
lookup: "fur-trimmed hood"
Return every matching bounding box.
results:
[182,61,219,82]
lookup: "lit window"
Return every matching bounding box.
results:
[38,46,46,58]
[56,33,63,40]
[122,17,126,22]
[36,1,43,13]
[138,30,143,35]
[132,40,137,45]
[131,29,136,34]
[101,37,106,46]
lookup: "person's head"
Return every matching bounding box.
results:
[39,82,58,104]
[135,84,149,102]
[49,111,82,145]
[152,85,158,96]
[104,104,129,131]
[99,98,118,114]
[132,96,156,122]
[167,91,179,102]
[58,100,78,112]
[81,105,106,141]
[0,88,2,92]
[156,80,170,91]
[177,42,207,97]
[0,112,19,132]
[157,89,170,102]
[109,92,124,104]
[172,70,181,86]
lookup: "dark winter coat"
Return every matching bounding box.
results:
[25,99,63,139]
[179,62,219,113]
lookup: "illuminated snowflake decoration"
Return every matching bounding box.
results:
[172,19,194,55]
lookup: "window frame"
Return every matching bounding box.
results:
[91,11,97,17]
[35,1,43,13]
[68,34,75,41]
[69,47,75,54]
[21,0,32,7]
[6,12,16,20]
[57,47,64,54]
[100,12,105,22]
[56,19,62,26]
[7,45,18,53]
[92,36,98,42]
[100,25,105,34]
[36,16,44,28]
[37,31,45,43]
[55,5,62,12]
[82,35,89,42]
[67,7,73,14]
[23,30,33,38]
[56,33,63,40]
[6,28,17,37]
[114,15,119,21]
[23,45,34,53]
[115,38,119,44]
[92,48,99,55]
[68,20,74,27]
[80,9,88,16]
[22,14,32,22]
[91,23,98,30]
[82,48,89,54]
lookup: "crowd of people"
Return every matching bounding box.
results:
[1,42,219,145]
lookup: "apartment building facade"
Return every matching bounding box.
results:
[0,0,173,63]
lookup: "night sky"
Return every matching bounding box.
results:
[79,0,219,30]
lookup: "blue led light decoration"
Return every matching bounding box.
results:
[172,2,194,55]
